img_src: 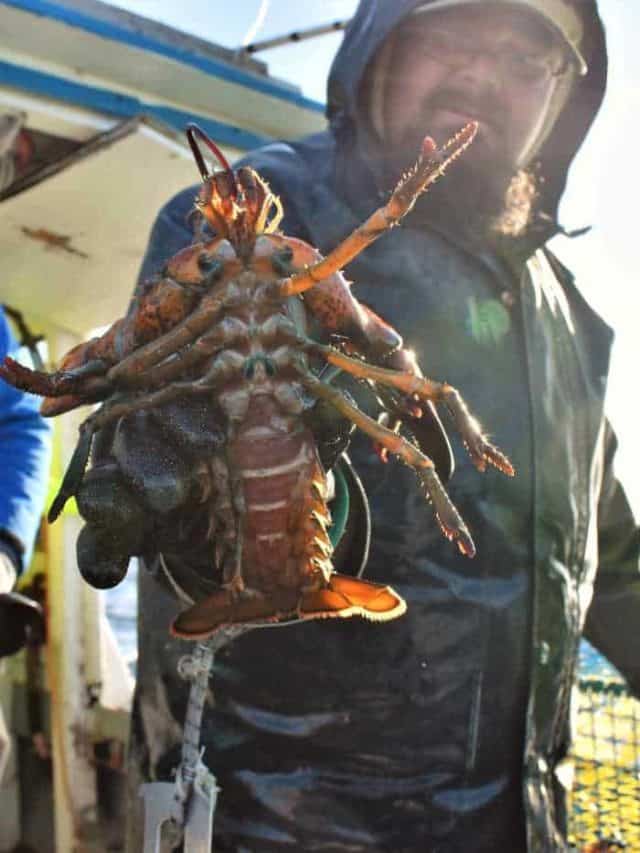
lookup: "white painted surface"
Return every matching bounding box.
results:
[1,119,219,336]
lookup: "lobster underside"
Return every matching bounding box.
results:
[0,122,514,639]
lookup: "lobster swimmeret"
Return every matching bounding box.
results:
[0,121,514,639]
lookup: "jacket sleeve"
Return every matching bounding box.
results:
[584,419,640,696]
[0,310,52,572]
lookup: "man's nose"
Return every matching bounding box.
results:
[449,52,504,96]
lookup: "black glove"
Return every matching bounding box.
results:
[0,536,45,657]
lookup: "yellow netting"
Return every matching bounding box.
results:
[568,679,640,851]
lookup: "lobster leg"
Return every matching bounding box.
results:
[267,235,405,358]
[82,350,244,435]
[106,285,236,384]
[276,122,477,298]
[300,371,476,558]
[303,340,514,477]
[116,317,249,389]
[0,356,110,398]
[0,273,208,406]
[82,384,207,435]
[215,460,246,595]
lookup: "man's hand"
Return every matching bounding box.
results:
[0,541,45,656]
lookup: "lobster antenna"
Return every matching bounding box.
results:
[186,123,233,180]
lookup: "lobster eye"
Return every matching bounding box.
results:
[271,246,294,277]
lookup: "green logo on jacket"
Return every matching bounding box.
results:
[467,297,511,346]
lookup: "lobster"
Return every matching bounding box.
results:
[0,122,514,640]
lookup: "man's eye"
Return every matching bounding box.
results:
[506,52,549,82]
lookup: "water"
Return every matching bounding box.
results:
[577,638,624,682]
[104,558,138,675]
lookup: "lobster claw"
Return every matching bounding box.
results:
[376,389,454,485]
[401,400,454,484]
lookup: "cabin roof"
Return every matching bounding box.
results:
[2,116,210,334]
[0,0,326,147]
[1,0,325,112]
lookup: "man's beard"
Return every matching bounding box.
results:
[379,89,538,242]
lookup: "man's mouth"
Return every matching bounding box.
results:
[435,106,479,124]
[436,104,494,129]
[429,109,501,153]
[425,93,503,139]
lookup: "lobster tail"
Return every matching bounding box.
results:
[171,588,296,639]
[170,574,406,640]
[298,574,406,622]
[170,411,406,641]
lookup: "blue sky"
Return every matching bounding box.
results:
[109,0,640,510]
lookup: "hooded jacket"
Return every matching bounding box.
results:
[128,2,640,851]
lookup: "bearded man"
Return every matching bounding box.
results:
[127,1,640,850]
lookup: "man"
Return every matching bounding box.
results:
[0,306,51,782]
[128,1,639,850]
[0,123,49,594]
[0,306,50,599]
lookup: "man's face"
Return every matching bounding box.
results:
[380,3,572,175]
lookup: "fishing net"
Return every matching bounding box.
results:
[568,644,640,850]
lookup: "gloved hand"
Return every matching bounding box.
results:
[0,536,44,657]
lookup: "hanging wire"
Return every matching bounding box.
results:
[241,19,350,55]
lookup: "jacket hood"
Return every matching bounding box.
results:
[326,0,607,224]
